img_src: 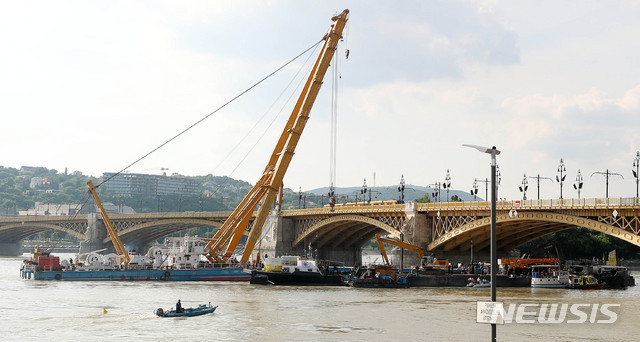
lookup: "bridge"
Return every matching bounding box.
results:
[269,197,640,264]
[0,212,233,255]
[3,198,639,265]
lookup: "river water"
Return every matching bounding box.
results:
[1,254,639,341]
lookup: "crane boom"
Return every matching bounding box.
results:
[87,180,131,264]
[205,9,350,264]
[375,234,426,267]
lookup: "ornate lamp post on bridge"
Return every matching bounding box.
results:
[431,182,441,202]
[573,170,584,199]
[298,187,303,209]
[591,169,623,198]
[361,178,370,203]
[398,174,406,204]
[443,169,452,202]
[633,151,640,199]
[470,179,478,201]
[463,144,500,342]
[557,158,567,199]
[519,173,529,200]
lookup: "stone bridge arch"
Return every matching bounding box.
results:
[104,218,224,246]
[428,211,640,252]
[0,223,86,242]
[293,214,400,249]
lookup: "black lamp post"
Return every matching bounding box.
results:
[557,158,567,199]
[475,178,490,201]
[470,179,478,201]
[591,169,623,198]
[463,144,500,342]
[431,182,441,202]
[398,175,406,203]
[298,187,302,209]
[519,173,528,200]
[573,169,584,199]
[633,151,640,199]
[361,178,370,203]
[443,169,452,202]
[528,174,553,200]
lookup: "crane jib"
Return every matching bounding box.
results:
[207,9,350,264]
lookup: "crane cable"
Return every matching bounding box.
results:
[210,42,321,178]
[96,39,324,189]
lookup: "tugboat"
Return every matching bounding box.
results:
[250,256,346,286]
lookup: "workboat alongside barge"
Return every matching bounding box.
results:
[20,236,250,281]
[250,256,347,286]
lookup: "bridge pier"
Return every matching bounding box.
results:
[252,210,363,266]
[79,214,110,254]
[0,240,23,256]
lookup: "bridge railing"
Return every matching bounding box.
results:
[418,197,640,211]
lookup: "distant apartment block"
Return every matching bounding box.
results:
[102,172,201,197]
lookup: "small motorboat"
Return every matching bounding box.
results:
[467,277,491,287]
[155,303,217,317]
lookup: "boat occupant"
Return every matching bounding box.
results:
[176,299,183,313]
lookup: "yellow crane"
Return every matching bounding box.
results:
[204,9,350,264]
[375,234,425,265]
[375,234,450,269]
[87,180,131,264]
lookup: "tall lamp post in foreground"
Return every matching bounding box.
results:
[633,151,640,199]
[463,144,500,342]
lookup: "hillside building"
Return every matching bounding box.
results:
[101,172,200,197]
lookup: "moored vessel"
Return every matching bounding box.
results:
[568,275,604,290]
[350,265,409,288]
[530,264,570,288]
[20,236,250,281]
[250,256,346,286]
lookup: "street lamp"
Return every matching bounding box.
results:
[470,179,478,201]
[397,175,406,204]
[431,182,441,202]
[519,173,528,200]
[443,169,452,202]
[591,169,624,198]
[633,151,640,199]
[573,169,584,199]
[528,174,553,200]
[298,187,303,209]
[463,143,500,342]
[361,178,370,203]
[557,158,567,199]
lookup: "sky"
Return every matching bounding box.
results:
[2,0,640,201]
